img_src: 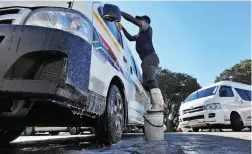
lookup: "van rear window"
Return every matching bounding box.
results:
[184,86,217,103]
[235,88,251,101]
[245,90,251,100]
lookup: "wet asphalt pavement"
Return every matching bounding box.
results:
[1,133,251,154]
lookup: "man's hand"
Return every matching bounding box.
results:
[116,22,123,30]
[117,21,137,42]
[121,11,142,28]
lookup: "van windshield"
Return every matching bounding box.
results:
[184,86,218,103]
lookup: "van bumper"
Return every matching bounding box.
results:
[0,25,101,115]
[0,79,88,109]
[179,109,229,128]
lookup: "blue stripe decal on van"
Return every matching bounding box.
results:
[93,28,120,72]
[92,28,136,85]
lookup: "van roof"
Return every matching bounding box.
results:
[200,81,251,91]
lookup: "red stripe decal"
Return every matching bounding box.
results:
[98,34,117,61]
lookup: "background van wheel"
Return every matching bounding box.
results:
[95,85,124,145]
[0,126,25,146]
[68,127,81,135]
[142,127,145,134]
[231,113,243,132]
[192,128,199,132]
[24,127,35,136]
[50,132,60,136]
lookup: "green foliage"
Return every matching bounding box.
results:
[215,59,251,85]
[156,67,201,132]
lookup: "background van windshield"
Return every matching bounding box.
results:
[184,86,218,103]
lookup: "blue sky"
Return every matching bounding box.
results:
[112,1,251,87]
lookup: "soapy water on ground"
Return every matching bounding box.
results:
[1,132,251,154]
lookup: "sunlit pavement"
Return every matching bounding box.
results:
[1,132,251,154]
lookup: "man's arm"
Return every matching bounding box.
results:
[121,11,142,28]
[122,27,137,41]
[117,22,137,41]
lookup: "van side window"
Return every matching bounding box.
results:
[105,21,123,48]
[97,6,123,48]
[131,57,142,81]
[245,90,251,101]
[235,88,251,101]
[219,86,234,97]
[98,6,103,16]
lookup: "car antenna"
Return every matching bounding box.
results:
[67,0,74,9]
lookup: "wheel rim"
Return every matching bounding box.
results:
[113,92,124,137]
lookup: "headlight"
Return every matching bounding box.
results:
[25,10,65,29]
[25,8,92,43]
[205,103,221,110]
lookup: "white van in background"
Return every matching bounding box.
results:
[179,81,251,132]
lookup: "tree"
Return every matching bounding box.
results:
[215,59,251,85]
[156,68,201,131]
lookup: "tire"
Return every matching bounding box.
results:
[24,127,35,136]
[192,128,199,132]
[231,113,243,132]
[95,85,125,145]
[68,127,81,135]
[0,126,25,146]
[50,132,60,136]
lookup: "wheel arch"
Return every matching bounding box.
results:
[109,76,128,125]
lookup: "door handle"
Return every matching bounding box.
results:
[123,56,127,63]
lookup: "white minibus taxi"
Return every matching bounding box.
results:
[179,81,251,132]
[0,1,149,145]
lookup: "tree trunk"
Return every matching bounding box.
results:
[165,120,173,132]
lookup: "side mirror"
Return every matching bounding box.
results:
[220,90,228,97]
[103,4,121,22]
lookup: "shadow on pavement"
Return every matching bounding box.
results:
[0,133,251,154]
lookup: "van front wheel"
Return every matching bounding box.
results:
[96,85,124,145]
[192,128,199,132]
[231,113,243,132]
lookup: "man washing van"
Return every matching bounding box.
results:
[117,11,164,112]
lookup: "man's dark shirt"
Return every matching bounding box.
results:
[135,21,155,61]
